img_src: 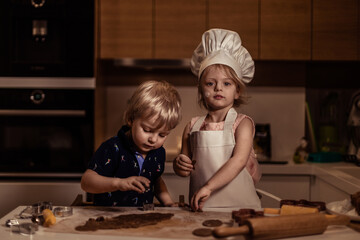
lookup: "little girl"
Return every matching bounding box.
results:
[173,29,261,211]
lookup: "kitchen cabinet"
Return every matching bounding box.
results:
[99,0,205,59]
[312,0,358,60]
[208,0,259,59]
[99,0,152,58]
[310,177,350,203]
[255,175,311,208]
[0,181,84,218]
[155,0,206,59]
[260,0,311,60]
[162,173,189,203]
[98,0,358,61]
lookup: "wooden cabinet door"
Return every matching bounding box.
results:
[256,175,311,208]
[208,0,259,59]
[260,0,311,60]
[99,0,152,59]
[312,0,358,60]
[155,0,206,59]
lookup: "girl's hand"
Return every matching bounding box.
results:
[116,176,150,193]
[190,186,212,211]
[173,154,194,176]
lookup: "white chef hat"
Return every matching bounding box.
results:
[190,28,255,83]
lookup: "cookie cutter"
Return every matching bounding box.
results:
[16,202,53,219]
[31,201,53,214]
[142,203,154,211]
[11,223,38,235]
[5,219,19,227]
[53,206,73,217]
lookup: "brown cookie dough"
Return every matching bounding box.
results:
[202,219,223,227]
[232,209,264,225]
[75,212,174,231]
[192,228,213,237]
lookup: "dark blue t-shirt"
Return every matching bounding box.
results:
[87,125,166,206]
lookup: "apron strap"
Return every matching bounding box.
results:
[224,108,238,132]
[191,116,206,133]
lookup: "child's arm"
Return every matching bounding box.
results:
[191,118,254,211]
[154,176,176,206]
[81,169,150,194]
[173,122,194,177]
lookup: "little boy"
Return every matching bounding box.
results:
[81,80,182,206]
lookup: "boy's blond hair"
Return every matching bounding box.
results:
[198,64,248,110]
[124,80,181,130]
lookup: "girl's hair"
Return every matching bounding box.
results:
[198,64,248,110]
[124,80,182,130]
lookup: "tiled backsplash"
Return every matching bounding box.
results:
[105,86,305,162]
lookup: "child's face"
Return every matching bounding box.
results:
[129,115,170,157]
[200,66,240,110]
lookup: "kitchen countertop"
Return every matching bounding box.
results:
[164,161,360,194]
[0,206,359,240]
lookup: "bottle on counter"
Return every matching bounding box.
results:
[318,92,342,153]
[293,137,310,164]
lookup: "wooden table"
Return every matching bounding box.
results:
[0,206,359,240]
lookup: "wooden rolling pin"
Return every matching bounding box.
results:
[213,213,350,239]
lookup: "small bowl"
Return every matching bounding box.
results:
[53,207,73,217]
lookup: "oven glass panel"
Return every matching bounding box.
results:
[0,89,94,174]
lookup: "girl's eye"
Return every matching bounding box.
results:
[143,128,151,133]
[224,82,231,86]
[205,82,213,86]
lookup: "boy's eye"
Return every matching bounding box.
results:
[143,128,151,133]
[205,82,213,86]
[159,133,169,138]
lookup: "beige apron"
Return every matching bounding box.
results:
[189,108,261,209]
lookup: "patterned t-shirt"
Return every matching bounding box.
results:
[87,125,165,206]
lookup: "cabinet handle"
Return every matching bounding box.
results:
[0,109,86,117]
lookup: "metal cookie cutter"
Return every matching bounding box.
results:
[32,201,53,214]
[16,202,53,220]
[5,219,19,227]
[142,203,154,211]
[53,207,73,217]
[11,223,39,235]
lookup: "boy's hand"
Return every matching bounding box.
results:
[116,176,150,193]
[173,154,194,176]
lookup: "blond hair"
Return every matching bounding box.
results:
[124,80,181,130]
[198,64,248,110]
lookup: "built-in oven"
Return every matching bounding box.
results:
[0,0,95,178]
[0,84,94,177]
[0,0,94,77]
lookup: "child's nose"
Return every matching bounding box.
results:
[214,83,222,91]
[148,134,157,143]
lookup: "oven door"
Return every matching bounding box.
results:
[0,89,93,176]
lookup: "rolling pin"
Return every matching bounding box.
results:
[213,213,350,239]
